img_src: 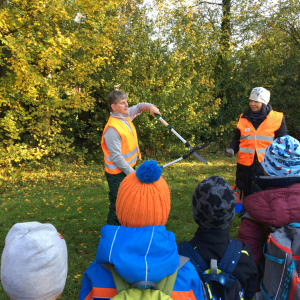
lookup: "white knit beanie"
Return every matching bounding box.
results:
[1,222,68,300]
[249,87,270,105]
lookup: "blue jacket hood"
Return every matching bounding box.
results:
[96,225,179,284]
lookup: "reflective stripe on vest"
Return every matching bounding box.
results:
[105,154,138,170]
[257,148,266,154]
[101,116,141,174]
[239,147,255,154]
[105,146,139,162]
[236,110,283,166]
[241,135,274,142]
[239,147,266,154]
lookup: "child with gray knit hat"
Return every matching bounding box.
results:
[1,222,68,300]
[178,176,258,300]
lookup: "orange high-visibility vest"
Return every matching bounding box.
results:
[236,110,283,166]
[101,116,141,174]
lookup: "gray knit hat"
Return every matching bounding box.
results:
[1,222,68,300]
[192,176,236,229]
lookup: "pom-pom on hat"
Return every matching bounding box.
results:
[249,87,270,105]
[262,135,300,176]
[116,160,170,227]
[192,176,236,229]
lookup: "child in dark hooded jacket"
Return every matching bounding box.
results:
[179,176,258,300]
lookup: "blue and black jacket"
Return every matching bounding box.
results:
[79,225,205,300]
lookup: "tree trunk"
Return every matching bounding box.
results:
[215,0,231,97]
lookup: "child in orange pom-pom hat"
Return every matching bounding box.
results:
[116,160,170,227]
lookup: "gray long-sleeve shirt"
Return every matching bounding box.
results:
[103,103,152,175]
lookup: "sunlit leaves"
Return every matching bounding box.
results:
[0,0,123,164]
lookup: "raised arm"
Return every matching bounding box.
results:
[128,103,161,121]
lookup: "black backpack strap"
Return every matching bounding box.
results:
[177,241,208,275]
[218,239,242,274]
[131,281,158,289]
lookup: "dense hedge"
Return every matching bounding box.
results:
[1,0,299,165]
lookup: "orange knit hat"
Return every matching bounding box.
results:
[116,160,171,227]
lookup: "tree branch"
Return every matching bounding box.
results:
[197,1,222,6]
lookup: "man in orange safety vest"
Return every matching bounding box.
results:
[101,89,161,225]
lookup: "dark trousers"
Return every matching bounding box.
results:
[105,171,126,225]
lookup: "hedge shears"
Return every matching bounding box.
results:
[154,114,211,168]
[162,142,212,168]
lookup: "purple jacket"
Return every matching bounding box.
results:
[243,176,300,227]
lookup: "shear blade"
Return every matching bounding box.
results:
[192,151,208,164]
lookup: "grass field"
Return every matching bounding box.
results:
[0,153,240,299]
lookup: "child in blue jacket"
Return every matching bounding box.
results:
[79,160,205,300]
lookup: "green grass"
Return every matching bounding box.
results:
[0,153,240,299]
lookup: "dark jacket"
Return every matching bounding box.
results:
[189,227,258,300]
[229,104,287,194]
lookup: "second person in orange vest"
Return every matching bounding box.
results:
[101,89,161,225]
[224,87,287,198]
